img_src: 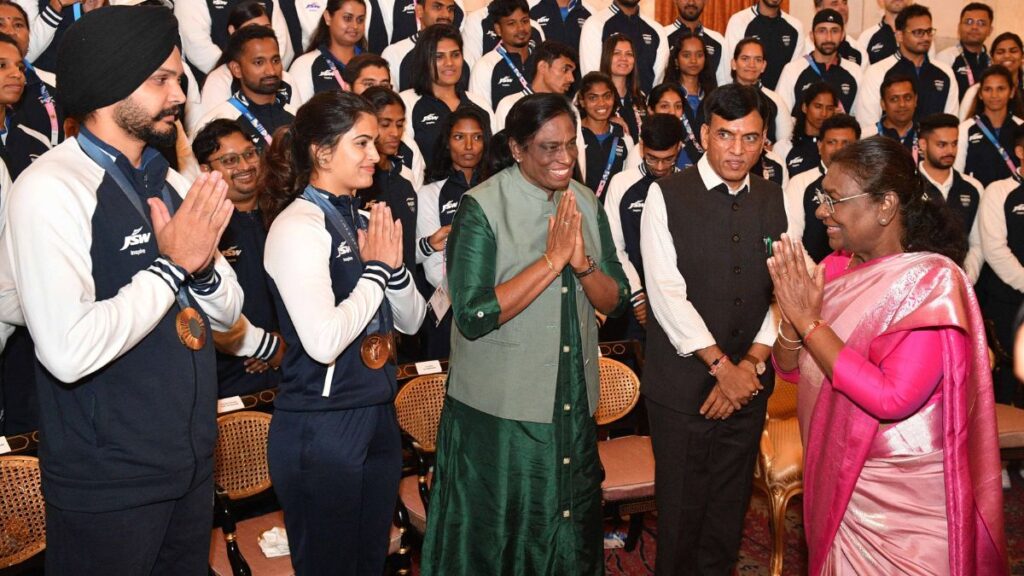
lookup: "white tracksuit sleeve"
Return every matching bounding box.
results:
[8,173,181,384]
[979,179,1024,292]
[175,0,221,74]
[21,0,61,64]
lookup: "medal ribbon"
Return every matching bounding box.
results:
[23,61,58,147]
[300,185,393,335]
[495,42,532,93]
[973,115,1022,182]
[594,135,620,199]
[228,96,273,145]
[320,46,361,90]
[77,132,196,316]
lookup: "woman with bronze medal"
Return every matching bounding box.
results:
[420,94,631,574]
[261,91,426,575]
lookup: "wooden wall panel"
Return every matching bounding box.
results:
[654,0,791,31]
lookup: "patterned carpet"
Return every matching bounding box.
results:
[405,472,1023,574]
[602,473,1024,575]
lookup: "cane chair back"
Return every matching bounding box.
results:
[0,456,45,568]
[213,411,273,501]
[596,357,641,425]
[394,374,448,453]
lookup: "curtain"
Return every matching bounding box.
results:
[654,0,791,30]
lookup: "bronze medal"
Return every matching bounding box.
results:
[176,307,207,351]
[360,332,393,369]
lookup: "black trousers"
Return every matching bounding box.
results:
[45,473,213,576]
[984,298,1023,405]
[268,404,402,576]
[645,395,766,576]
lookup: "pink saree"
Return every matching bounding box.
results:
[797,252,1006,576]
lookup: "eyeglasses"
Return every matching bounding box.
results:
[711,130,763,150]
[963,17,988,27]
[907,27,937,39]
[209,148,259,169]
[815,189,871,214]
[643,153,677,168]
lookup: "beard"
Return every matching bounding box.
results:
[618,0,640,8]
[245,75,282,96]
[114,97,178,149]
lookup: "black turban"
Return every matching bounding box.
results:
[56,5,180,118]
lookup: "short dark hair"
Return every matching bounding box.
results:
[411,24,463,96]
[802,81,840,108]
[732,37,764,60]
[919,113,960,138]
[960,2,993,21]
[527,40,578,78]
[192,119,248,165]
[223,24,278,64]
[703,83,770,127]
[647,82,685,110]
[496,93,576,172]
[895,4,930,31]
[340,54,391,85]
[575,72,618,119]
[487,0,528,22]
[360,86,405,112]
[820,113,861,140]
[640,113,683,151]
[227,0,269,34]
[881,73,917,99]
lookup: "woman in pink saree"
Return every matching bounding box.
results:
[768,136,1007,575]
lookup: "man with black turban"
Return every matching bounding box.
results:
[5,6,244,574]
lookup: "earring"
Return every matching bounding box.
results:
[879,218,888,225]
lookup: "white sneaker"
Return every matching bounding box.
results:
[1003,468,1011,490]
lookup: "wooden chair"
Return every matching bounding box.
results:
[0,456,45,570]
[394,373,448,535]
[596,356,655,551]
[207,411,408,575]
[752,378,803,576]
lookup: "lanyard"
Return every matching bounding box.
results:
[72,3,81,21]
[973,115,1022,182]
[495,43,531,93]
[320,48,346,90]
[805,55,845,113]
[594,135,620,199]
[23,61,58,147]
[960,46,976,86]
[77,133,194,312]
[680,106,703,154]
[300,185,392,334]
[877,121,918,164]
[228,96,273,145]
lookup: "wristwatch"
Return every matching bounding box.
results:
[743,354,766,376]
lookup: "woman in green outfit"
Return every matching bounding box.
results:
[420,94,631,574]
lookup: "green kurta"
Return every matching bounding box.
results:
[420,194,628,575]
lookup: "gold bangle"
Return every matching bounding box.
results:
[776,318,802,343]
[801,319,825,340]
[543,253,556,273]
[777,340,803,351]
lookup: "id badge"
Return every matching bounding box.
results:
[428,284,451,327]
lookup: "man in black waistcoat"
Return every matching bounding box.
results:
[640,83,787,576]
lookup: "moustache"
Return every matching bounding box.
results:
[153,107,180,121]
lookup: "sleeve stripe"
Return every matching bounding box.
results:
[418,236,435,256]
[190,271,222,296]
[145,257,185,293]
[41,5,61,27]
[387,265,411,290]
[361,267,389,291]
